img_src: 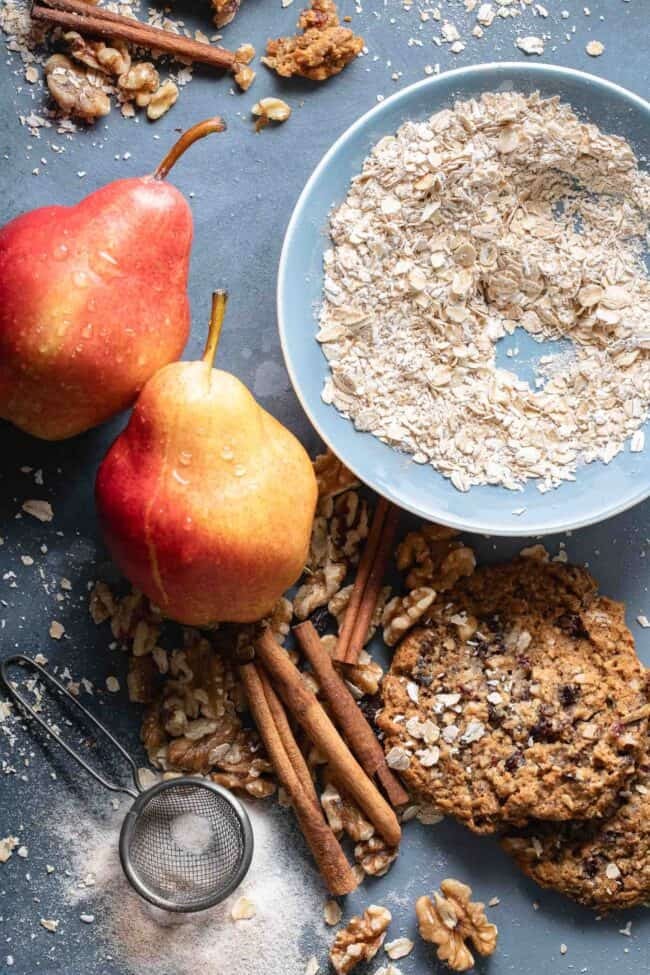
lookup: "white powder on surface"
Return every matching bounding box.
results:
[169,812,214,857]
[52,796,329,975]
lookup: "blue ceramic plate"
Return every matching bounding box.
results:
[278,63,649,536]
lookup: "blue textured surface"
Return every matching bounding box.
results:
[279,63,650,536]
[0,2,649,974]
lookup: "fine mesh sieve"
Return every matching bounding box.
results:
[0,654,254,913]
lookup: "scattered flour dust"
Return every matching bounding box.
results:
[170,812,214,856]
[53,796,329,975]
[319,91,650,494]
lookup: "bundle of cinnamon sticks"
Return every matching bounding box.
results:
[242,496,407,895]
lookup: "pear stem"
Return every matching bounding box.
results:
[203,291,228,368]
[153,117,226,181]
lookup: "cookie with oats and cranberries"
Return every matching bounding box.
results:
[377,557,648,834]
[502,756,650,910]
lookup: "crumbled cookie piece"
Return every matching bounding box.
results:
[502,758,650,911]
[416,879,497,972]
[233,62,256,91]
[330,904,392,974]
[263,0,364,81]
[45,54,111,119]
[379,560,649,833]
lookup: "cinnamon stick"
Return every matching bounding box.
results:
[345,503,400,664]
[254,629,401,848]
[257,666,318,806]
[32,0,238,70]
[240,662,357,896]
[333,497,389,664]
[294,621,409,808]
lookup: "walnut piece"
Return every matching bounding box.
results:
[382,587,436,646]
[354,835,398,877]
[313,449,359,500]
[233,63,256,91]
[330,904,392,975]
[320,782,374,841]
[45,54,110,120]
[263,0,364,81]
[396,525,475,592]
[147,79,179,120]
[89,581,116,624]
[329,491,369,565]
[265,596,293,641]
[211,0,240,27]
[64,31,131,76]
[342,650,383,697]
[416,879,498,973]
[127,655,158,704]
[118,62,159,107]
[293,560,346,619]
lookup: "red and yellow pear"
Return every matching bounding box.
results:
[95,292,318,625]
[0,118,225,440]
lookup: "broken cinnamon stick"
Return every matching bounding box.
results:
[240,661,357,896]
[294,621,409,808]
[254,629,401,848]
[345,502,400,664]
[333,497,389,664]
[31,0,238,71]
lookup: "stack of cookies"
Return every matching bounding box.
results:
[378,557,650,911]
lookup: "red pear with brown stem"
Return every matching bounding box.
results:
[0,118,225,440]
[95,292,318,626]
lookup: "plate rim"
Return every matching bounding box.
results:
[277,61,650,536]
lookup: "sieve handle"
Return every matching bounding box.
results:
[0,653,143,799]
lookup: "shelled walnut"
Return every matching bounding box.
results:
[294,560,346,619]
[329,904,392,974]
[416,879,498,973]
[382,587,436,646]
[118,62,160,107]
[45,54,110,120]
[211,0,240,27]
[320,782,374,841]
[313,449,359,500]
[64,32,131,76]
[396,525,475,592]
[354,835,398,877]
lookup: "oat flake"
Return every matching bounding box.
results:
[318,92,650,494]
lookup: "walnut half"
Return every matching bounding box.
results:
[329,904,392,974]
[416,879,498,973]
[45,54,110,120]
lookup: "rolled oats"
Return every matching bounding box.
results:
[318,92,650,495]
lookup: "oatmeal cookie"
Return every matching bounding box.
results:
[502,757,650,910]
[378,559,648,833]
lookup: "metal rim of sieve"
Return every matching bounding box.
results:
[119,777,254,913]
